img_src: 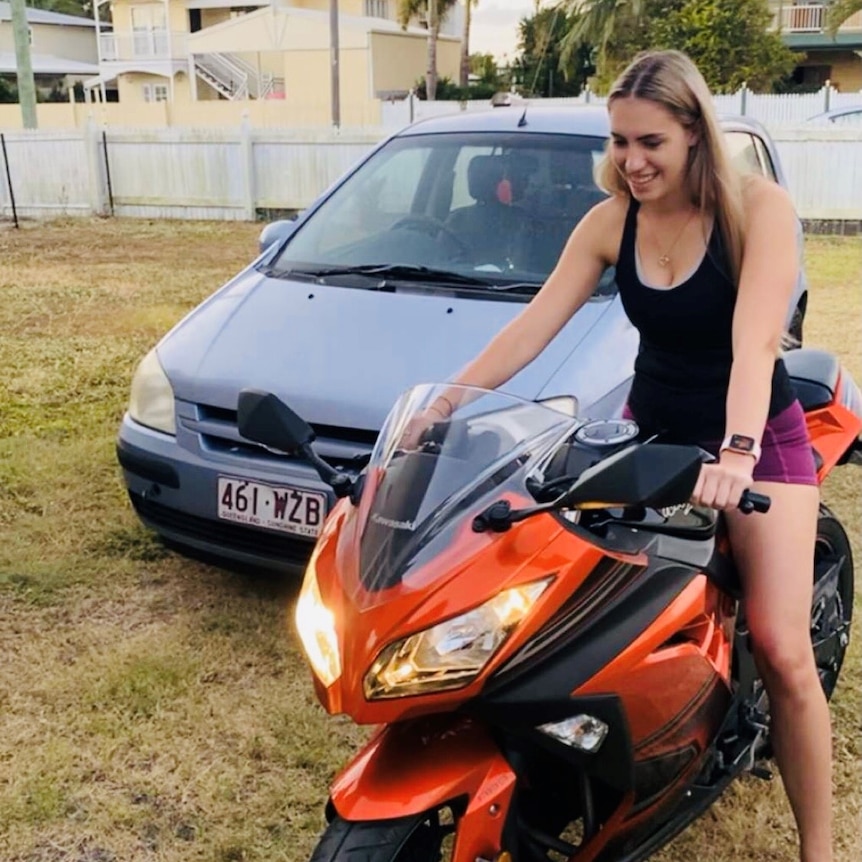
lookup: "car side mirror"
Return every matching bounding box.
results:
[258,217,298,255]
[237,389,314,452]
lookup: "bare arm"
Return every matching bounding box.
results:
[723,177,799,458]
[446,197,623,395]
[692,177,800,508]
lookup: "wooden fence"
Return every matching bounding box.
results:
[1,120,860,223]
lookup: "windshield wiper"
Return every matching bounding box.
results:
[265,263,543,292]
[289,264,496,286]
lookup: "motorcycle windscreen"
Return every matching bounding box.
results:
[344,384,578,607]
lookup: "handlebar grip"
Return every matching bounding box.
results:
[738,490,771,515]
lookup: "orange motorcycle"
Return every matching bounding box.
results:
[238,347,861,862]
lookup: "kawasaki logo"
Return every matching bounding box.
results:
[370,513,418,531]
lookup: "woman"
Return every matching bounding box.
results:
[417,50,831,862]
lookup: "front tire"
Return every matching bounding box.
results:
[310,811,451,862]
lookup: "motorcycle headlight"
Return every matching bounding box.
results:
[128,349,176,435]
[364,577,553,700]
[295,557,341,687]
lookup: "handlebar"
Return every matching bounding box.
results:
[738,489,771,514]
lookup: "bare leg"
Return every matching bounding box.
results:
[726,480,831,862]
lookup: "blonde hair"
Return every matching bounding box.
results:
[596,50,746,285]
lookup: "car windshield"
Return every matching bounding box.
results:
[338,384,579,609]
[267,131,611,291]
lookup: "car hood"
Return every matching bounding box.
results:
[157,269,615,430]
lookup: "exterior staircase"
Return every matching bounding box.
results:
[194,53,276,100]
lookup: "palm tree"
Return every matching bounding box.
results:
[826,0,862,35]
[557,0,646,61]
[397,0,459,100]
[459,0,478,88]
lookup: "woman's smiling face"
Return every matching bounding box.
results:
[608,96,697,203]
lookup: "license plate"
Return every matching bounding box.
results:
[217,476,327,538]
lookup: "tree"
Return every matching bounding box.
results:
[459,0,479,88]
[28,0,94,16]
[397,0,459,100]
[470,53,499,85]
[826,0,862,34]
[558,0,646,67]
[559,0,795,93]
[513,8,595,97]
[650,0,796,92]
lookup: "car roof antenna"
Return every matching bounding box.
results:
[518,107,528,127]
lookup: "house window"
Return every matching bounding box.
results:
[364,0,390,19]
[142,83,170,103]
[131,4,168,58]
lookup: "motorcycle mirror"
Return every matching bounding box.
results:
[237,389,315,453]
[562,444,704,510]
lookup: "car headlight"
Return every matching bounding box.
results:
[295,557,341,687]
[364,577,553,700]
[128,349,176,435]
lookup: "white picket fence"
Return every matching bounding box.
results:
[381,84,862,130]
[1,116,860,224]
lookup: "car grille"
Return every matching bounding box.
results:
[189,404,376,470]
[130,493,314,568]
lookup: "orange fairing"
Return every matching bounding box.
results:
[807,375,862,481]
[576,576,735,746]
[310,504,636,724]
[330,716,514,862]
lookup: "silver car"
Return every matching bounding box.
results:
[117,107,808,570]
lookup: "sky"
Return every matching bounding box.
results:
[469,0,539,62]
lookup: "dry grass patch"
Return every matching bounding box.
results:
[0,221,859,862]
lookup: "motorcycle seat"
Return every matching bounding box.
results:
[784,347,839,411]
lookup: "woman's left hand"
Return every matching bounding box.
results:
[692,452,756,511]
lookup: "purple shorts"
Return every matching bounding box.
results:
[623,400,818,486]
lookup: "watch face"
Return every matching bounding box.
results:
[728,434,756,452]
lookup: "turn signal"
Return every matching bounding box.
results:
[538,714,609,752]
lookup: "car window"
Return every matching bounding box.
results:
[750,135,777,181]
[724,132,764,176]
[270,132,609,291]
[830,110,862,127]
[306,145,431,256]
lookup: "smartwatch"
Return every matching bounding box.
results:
[720,433,762,463]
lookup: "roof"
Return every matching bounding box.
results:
[0,51,99,75]
[805,104,862,123]
[0,1,101,28]
[396,105,770,139]
[399,105,614,137]
[186,5,455,53]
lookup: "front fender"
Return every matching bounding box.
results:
[330,715,515,861]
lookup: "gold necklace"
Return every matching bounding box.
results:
[644,209,696,268]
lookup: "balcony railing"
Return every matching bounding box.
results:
[776,4,862,34]
[100,31,187,62]
[778,4,826,33]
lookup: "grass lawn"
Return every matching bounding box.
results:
[0,220,859,862]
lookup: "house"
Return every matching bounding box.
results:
[0,2,103,97]
[89,0,463,123]
[771,1,862,91]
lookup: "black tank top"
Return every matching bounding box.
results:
[616,197,795,442]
